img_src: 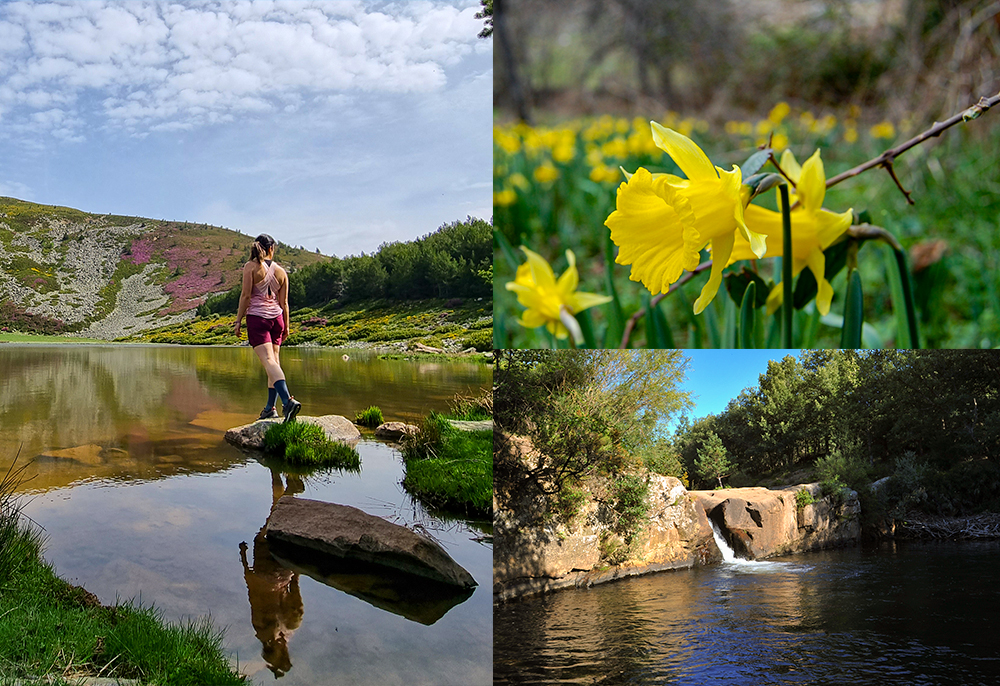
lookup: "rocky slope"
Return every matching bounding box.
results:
[0,197,326,339]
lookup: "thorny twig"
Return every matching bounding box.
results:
[618,261,712,348]
[824,89,1000,200]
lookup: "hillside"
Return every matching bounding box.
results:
[0,197,327,339]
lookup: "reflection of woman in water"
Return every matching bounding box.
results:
[239,469,305,678]
[234,233,302,423]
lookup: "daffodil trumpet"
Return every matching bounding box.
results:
[605,123,768,314]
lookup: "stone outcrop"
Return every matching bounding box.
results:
[494,433,862,603]
[224,414,360,449]
[374,421,418,440]
[266,497,476,589]
[494,470,719,603]
[693,483,861,560]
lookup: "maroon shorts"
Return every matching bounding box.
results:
[246,313,284,347]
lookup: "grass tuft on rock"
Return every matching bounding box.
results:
[401,412,491,517]
[0,457,246,685]
[355,405,384,428]
[263,421,361,470]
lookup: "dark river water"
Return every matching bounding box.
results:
[0,344,492,685]
[494,541,1000,685]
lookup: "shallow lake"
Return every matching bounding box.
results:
[495,541,1000,685]
[0,344,492,685]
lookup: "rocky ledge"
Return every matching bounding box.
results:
[266,496,476,589]
[224,414,360,449]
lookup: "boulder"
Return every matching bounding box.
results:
[692,483,860,560]
[266,497,476,589]
[374,421,419,440]
[224,414,360,450]
[413,342,443,353]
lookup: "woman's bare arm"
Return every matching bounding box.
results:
[234,262,255,335]
[277,266,291,338]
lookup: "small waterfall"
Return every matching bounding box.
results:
[709,518,739,563]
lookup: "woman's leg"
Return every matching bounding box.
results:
[253,342,285,386]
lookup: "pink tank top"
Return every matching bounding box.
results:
[246,260,283,319]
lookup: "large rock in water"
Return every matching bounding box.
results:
[224,415,360,450]
[692,483,861,560]
[266,497,476,589]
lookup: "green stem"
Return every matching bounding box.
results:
[779,184,793,348]
[892,247,920,349]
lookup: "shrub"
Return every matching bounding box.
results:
[553,481,587,523]
[262,422,360,470]
[795,488,816,509]
[447,389,492,421]
[355,405,384,428]
[462,329,492,351]
[815,449,870,490]
[608,473,650,545]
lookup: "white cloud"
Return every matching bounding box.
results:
[0,0,483,139]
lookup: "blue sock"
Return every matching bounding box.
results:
[265,387,277,410]
[274,379,291,405]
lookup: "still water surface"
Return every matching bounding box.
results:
[0,344,492,685]
[495,542,1000,685]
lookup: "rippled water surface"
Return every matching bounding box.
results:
[0,344,492,685]
[495,542,1000,685]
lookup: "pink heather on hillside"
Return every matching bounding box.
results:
[164,246,200,270]
[164,270,222,299]
[128,238,154,264]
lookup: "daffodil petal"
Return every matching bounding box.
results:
[797,150,826,213]
[807,249,834,316]
[693,231,735,314]
[567,290,613,312]
[815,207,854,250]
[780,149,801,183]
[765,282,783,316]
[520,246,558,292]
[556,249,579,295]
[650,122,717,181]
[519,309,549,329]
[546,319,569,339]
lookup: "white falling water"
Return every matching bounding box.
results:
[709,518,739,563]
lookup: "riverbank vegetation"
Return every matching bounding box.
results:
[118,297,492,351]
[494,350,692,554]
[0,461,246,684]
[401,390,494,518]
[670,350,1000,534]
[262,422,361,470]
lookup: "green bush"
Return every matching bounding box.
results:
[795,488,816,509]
[815,449,870,490]
[263,422,360,469]
[461,329,492,351]
[355,405,384,428]
[553,481,587,523]
[608,473,650,545]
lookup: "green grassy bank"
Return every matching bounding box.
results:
[117,298,492,351]
[400,392,493,518]
[0,469,246,684]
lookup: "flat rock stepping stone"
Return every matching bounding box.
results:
[266,497,476,589]
[224,414,360,450]
[446,418,493,432]
[374,421,418,440]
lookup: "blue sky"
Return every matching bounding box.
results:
[0,0,491,258]
[676,349,803,424]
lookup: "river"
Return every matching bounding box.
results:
[0,344,492,685]
[494,540,1000,685]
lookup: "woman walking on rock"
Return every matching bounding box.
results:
[235,233,302,422]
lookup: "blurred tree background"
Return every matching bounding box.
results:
[494,0,1000,349]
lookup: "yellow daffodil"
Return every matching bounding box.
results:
[605,123,767,314]
[728,149,853,315]
[505,247,612,339]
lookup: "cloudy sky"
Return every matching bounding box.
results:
[0,0,492,257]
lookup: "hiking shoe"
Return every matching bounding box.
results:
[283,397,302,424]
[258,406,279,420]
